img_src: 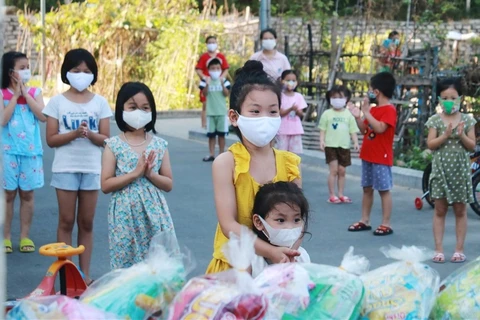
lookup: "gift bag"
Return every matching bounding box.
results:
[361,246,440,320]
[256,246,368,320]
[430,256,480,319]
[167,226,268,320]
[6,295,118,320]
[81,230,193,320]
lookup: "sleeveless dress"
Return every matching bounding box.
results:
[426,113,477,204]
[206,142,301,274]
[105,135,175,269]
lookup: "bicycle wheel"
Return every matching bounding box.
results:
[422,163,434,208]
[469,171,480,216]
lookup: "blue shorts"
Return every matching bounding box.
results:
[51,173,100,191]
[361,160,393,191]
[3,154,44,191]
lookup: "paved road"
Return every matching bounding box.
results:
[6,118,480,299]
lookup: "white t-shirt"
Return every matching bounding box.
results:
[251,247,311,278]
[43,94,113,174]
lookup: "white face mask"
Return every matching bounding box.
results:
[262,39,276,51]
[236,114,281,147]
[258,216,303,248]
[331,98,347,109]
[123,110,152,130]
[67,72,94,92]
[206,43,217,52]
[209,70,221,80]
[16,69,31,83]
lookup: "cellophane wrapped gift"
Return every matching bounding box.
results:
[255,246,369,320]
[80,230,193,320]
[361,246,440,320]
[167,226,269,320]
[6,295,119,319]
[430,255,480,319]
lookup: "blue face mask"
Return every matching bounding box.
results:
[394,39,400,46]
[368,91,377,104]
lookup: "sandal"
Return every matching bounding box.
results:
[373,225,394,236]
[4,239,12,254]
[348,222,372,232]
[327,196,342,204]
[451,252,466,263]
[432,252,445,264]
[339,196,352,203]
[202,156,215,162]
[19,238,35,253]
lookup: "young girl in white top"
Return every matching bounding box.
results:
[251,181,310,277]
[43,48,112,284]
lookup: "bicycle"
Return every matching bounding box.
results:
[4,242,88,313]
[415,150,480,216]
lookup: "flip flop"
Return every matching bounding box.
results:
[451,252,466,263]
[373,225,394,236]
[4,239,12,254]
[202,156,215,162]
[327,196,341,204]
[19,238,35,253]
[432,252,445,264]
[348,222,372,232]
[339,196,353,203]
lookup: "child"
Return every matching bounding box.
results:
[101,82,175,269]
[426,78,476,264]
[347,72,397,236]
[319,85,359,204]
[206,60,302,274]
[251,181,310,277]
[200,58,231,162]
[43,48,112,284]
[1,51,46,253]
[277,70,308,154]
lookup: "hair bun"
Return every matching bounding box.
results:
[234,60,267,81]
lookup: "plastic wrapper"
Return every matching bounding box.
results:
[6,295,118,319]
[255,246,368,320]
[167,226,268,320]
[80,230,194,320]
[361,246,440,320]
[430,256,480,319]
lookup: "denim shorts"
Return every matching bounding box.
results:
[361,160,393,191]
[51,173,100,191]
[3,154,44,191]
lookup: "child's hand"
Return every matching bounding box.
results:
[268,246,300,264]
[19,81,28,97]
[134,152,147,178]
[205,77,211,85]
[444,123,453,138]
[457,121,465,136]
[11,78,21,98]
[144,150,157,178]
[76,122,88,138]
[349,104,361,119]
[362,97,372,114]
[320,141,325,151]
[354,143,360,152]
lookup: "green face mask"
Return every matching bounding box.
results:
[439,97,460,115]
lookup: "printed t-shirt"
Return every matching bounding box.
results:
[195,52,230,77]
[278,92,308,135]
[199,79,231,116]
[249,50,291,80]
[318,108,359,149]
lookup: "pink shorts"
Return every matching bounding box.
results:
[276,134,303,154]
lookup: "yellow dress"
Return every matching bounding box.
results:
[205,142,301,274]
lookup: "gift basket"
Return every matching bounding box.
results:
[255,246,369,320]
[80,230,193,320]
[430,255,480,319]
[361,245,440,320]
[167,226,268,320]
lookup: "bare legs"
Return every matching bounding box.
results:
[56,189,98,283]
[208,136,226,158]
[433,199,467,259]
[4,189,35,250]
[201,101,206,128]
[327,161,347,198]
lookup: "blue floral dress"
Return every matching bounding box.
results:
[105,135,175,269]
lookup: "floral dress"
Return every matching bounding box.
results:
[425,113,477,204]
[105,135,175,269]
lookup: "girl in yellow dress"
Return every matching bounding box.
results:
[206,60,302,273]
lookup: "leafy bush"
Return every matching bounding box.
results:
[395,146,432,171]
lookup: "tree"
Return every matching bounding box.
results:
[5,0,83,11]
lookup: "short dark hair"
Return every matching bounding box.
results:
[389,31,399,39]
[326,85,352,105]
[206,35,216,43]
[260,28,277,40]
[438,78,463,96]
[1,51,27,89]
[252,182,310,243]
[370,72,396,99]
[61,48,98,86]
[115,82,157,133]
[280,69,297,80]
[230,60,281,140]
[207,58,221,69]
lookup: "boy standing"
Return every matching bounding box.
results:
[200,58,231,162]
[348,72,397,236]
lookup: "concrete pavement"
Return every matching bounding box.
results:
[5,117,480,300]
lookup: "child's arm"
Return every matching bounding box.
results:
[351,132,359,151]
[22,85,46,122]
[279,105,295,117]
[2,94,19,126]
[221,79,230,97]
[213,153,300,263]
[146,149,173,192]
[101,145,145,194]
[361,98,388,133]
[86,118,110,147]
[319,130,326,151]
[45,117,86,148]
[427,124,452,150]
[459,123,476,151]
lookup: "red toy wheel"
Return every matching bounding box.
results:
[415,197,423,210]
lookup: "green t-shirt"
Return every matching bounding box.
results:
[318,108,359,149]
[200,79,231,116]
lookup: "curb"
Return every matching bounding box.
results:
[188,128,423,190]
